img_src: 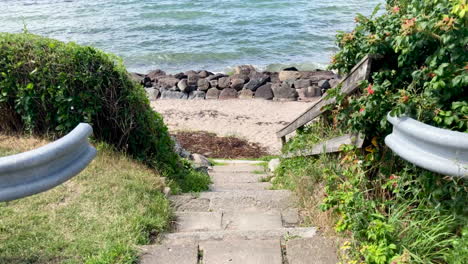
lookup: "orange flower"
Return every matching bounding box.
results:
[402,18,417,35]
[392,6,400,13]
[366,84,375,95]
[360,108,365,113]
[428,72,436,78]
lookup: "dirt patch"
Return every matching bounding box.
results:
[173,131,269,159]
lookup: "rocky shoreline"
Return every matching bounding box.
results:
[130,65,339,101]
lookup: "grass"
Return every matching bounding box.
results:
[0,134,171,264]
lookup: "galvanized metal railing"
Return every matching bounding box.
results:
[385,114,468,178]
[0,123,97,202]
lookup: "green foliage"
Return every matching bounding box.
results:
[0,33,208,191]
[329,0,467,137]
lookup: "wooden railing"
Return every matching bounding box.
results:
[277,54,382,145]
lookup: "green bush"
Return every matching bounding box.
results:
[0,33,209,191]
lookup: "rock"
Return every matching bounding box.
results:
[218,77,231,89]
[187,73,199,86]
[158,77,180,89]
[197,78,211,91]
[282,66,298,71]
[294,79,312,89]
[272,82,298,101]
[268,158,281,172]
[219,88,238,99]
[278,71,302,81]
[145,88,160,101]
[299,71,336,82]
[189,90,206,100]
[318,79,331,90]
[174,72,187,79]
[230,73,250,83]
[146,69,166,82]
[209,80,218,88]
[298,86,320,99]
[184,70,198,76]
[206,88,221,99]
[161,90,188,100]
[238,89,254,99]
[255,83,274,100]
[269,72,280,83]
[234,65,256,75]
[191,153,212,167]
[143,76,153,88]
[177,79,189,92]
[244,72,270,91]
[129,72,145,84]
[230,78,245,91]
[198,70,213,78]
[207,73,228,81]
[172,136,191,158]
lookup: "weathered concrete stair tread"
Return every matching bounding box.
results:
[200,239,282,264]
[175,212,222,232]
[286,237,339,264]
[210,171,266,184]
[222,211,283,230]
[140,241,198,264]
[212,164,264,173]
[164,227,317,242]
[210,182,272,191]
[170,190,294,212]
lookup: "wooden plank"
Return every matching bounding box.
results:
[276,55,380,139]
[282,133,365,158]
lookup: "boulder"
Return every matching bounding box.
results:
[298,87,320,101]
[174,72,188,79]
[177,79,189,92]
[160,90,188,100]
[329,78,340,88]
[244,72,270,91]
[189,90,206,100]
[218,77,231,89]
[198,70,213,78]
[268,158,281,172]
[219,88,238,99]
[158,77,180,89]
[230,73,250,83]
[234,65,256,75]
[190,153,212,172]
[145,88,160,101]
[143,76,153,88]
[184,70,198,76]
[282,67,298,71]
[147,69,166,81]
[318,79,331,90]
[294,79,312,90]
[206,88,221,99]
[209,80,218,88]
[230,78,245,91]
[268,72,280,83]
[272,82,298,101]
[255,83,274,100]
[238,89,254,99]
[187,73,199,86]
[299,71,336,82]
[197,78,211,91]
[207,73,228,81]
[129,72,145,84]
[279,71,302,81]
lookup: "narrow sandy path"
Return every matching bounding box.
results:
[151,99,315,154]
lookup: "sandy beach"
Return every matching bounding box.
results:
[151,99,315,154]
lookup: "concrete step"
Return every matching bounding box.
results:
[170,190,295,212]
[211,164,265,173]
[175,212,222,232]
[286,237,339,264]
[200,239,282,264]
[140,239,198,264]
[222,211,283,230]
[210,172,267,184]
[210,182,272,191]
[163,227,317,242]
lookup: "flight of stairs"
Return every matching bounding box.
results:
[140,161,338,264]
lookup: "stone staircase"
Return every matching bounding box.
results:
[140,161,338,264]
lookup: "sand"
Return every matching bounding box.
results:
[151,99,315,154]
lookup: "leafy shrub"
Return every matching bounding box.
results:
[0,33,208,191]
